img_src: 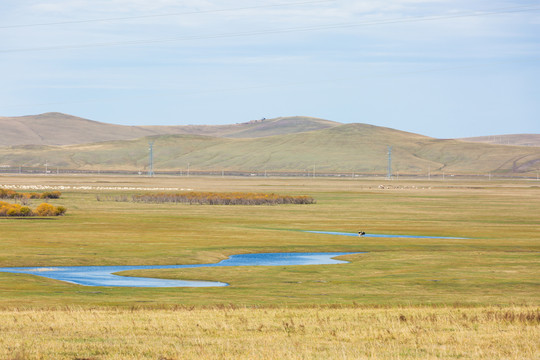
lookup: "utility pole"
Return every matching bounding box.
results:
[148,141,155,177]
[386,146,392,180]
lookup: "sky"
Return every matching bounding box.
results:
[1,0,539,138]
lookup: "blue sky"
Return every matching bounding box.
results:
[1,0,539,138]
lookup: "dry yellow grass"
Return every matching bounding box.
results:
[1,306,538,360]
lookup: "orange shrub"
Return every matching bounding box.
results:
[0,201,10,216]
[0,201,33,216]
[41,191,61,199]
[0,201,66,217]
[35,203,57,216]
[19,206,33,216]
[55,206,67,215]
[0,189,19,199]
[0,188,61,200]
[6,204,22,216]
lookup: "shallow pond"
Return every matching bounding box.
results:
[0,252,359,288]
[305,231,466,239]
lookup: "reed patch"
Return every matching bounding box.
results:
[97,191,316,205]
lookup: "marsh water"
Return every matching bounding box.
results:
[0,232,464,288]
[0,252,359,288]
[305,231,466,239]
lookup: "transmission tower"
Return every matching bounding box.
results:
[148,141,155,177]
[386,146,392,180]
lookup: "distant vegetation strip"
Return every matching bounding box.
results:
[0,201,66,217]
[97,192,316,205]
[0,188,61,200]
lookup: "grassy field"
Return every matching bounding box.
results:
[0,175,538,358]
[1,307,538,360]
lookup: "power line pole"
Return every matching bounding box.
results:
[386,146,392,180]
[148,141,155,177]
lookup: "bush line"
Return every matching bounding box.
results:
[0,201,67,217]
[97,192,315,205]
[0,188,61,200]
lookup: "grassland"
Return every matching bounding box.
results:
[0,175,538,359]
[2,307,538,360]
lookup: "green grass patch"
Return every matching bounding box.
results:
[0,175,538,308]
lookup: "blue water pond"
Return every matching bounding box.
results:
[305,230,466,239]
[0,232,465,288]
[0,252,360,288]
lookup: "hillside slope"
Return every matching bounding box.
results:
[459,134,540,147]
[0,113,340,146]
[0,113,157,146]
[2,123,539,175]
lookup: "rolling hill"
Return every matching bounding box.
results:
[0,113,339,146]
[1,122,539,175]
[0,113,156,146]
[459,134,540,147]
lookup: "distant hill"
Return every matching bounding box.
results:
[1,122,539,175]
[0,113,340,146]
[459,134,540,147]
[0,113,156,146]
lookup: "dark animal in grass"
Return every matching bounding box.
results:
[358,231,366,237]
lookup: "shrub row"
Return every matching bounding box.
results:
[0,188,61,199]
[130,192,316,205]
[0,201,67,217]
